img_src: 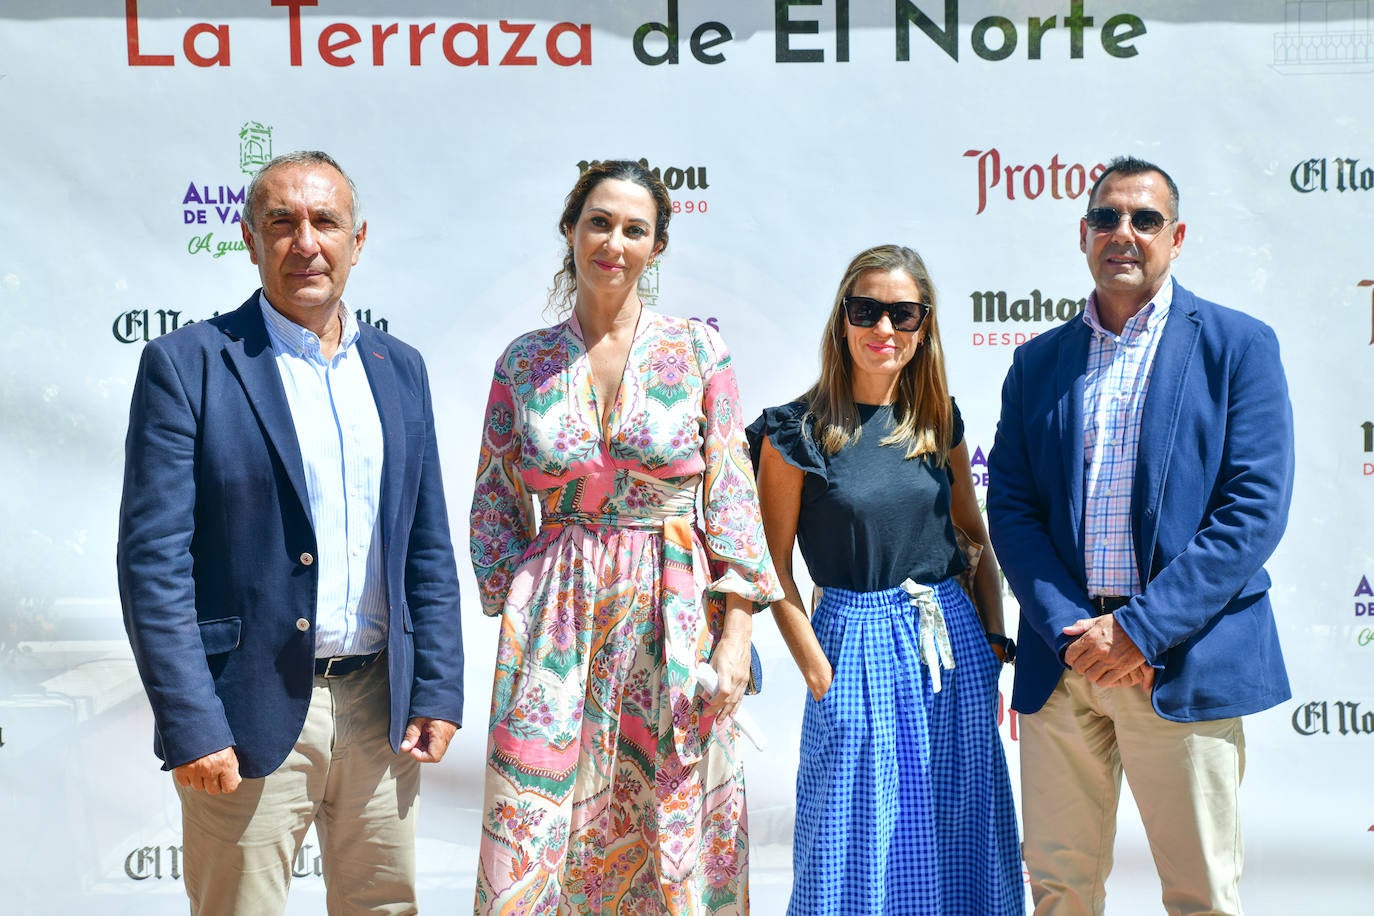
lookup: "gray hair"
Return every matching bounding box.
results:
[244,150,363,232]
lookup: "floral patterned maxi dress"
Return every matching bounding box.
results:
[470,312,781,915]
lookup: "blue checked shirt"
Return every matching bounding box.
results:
[260,294,388,657]
[1081,277,1174,598]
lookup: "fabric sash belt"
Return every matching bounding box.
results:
[541,475,714,764]
[900,578,956,693]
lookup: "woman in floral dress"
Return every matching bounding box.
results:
[469,160,781,915]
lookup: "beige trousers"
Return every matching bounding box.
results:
[1020,670,1246,916]
[176,658,421,915]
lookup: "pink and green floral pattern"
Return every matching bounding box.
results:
[470,312,780,915]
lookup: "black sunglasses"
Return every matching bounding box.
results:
[1084,206,1175,235]
[842,296,931,333]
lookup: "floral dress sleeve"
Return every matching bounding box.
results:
[692,321,783,609]
[470,359,535,617]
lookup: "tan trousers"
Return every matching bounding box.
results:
[1020,670,1246,916]
[176,658,421,915]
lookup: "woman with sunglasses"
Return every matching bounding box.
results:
[748,244,1023,915]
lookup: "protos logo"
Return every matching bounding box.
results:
[1359,280,1374,344]
[963,149,1106,215]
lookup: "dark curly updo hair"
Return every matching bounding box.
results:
[549,159,672,314]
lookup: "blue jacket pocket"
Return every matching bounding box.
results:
[198,616,243,655]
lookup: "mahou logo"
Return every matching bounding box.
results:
[575,157,710,219]
[972,290,1085,324]
[577,157,709,193]
[1362,421,1373,477]
[967,289,1085,348]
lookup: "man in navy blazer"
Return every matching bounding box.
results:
[117,151,463,914]
[988,156,1294,916]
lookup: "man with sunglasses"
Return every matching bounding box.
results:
[988,156,1294,916]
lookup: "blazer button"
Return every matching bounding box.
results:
[299,552,315,566]
[296,618,310,632]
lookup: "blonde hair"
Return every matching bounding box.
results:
[801,244,954,464]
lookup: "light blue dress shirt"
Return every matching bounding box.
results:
[259,294,388,657]
[1081,275,1174,598]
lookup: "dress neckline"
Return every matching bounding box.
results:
[567,308,651,444]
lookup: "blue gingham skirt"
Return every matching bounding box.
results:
[789,578,1023,915]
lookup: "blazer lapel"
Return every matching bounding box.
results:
[1133,284,1202,580]
[358,325,405,541]
[1057,321,1091,557]
[220,294,311,516]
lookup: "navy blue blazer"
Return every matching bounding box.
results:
[987,281,1294,722]
[117,294,464,778]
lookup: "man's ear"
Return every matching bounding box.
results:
[241,221,259,265]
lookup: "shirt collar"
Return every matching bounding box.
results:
[1082,274,1174,340]
[258,292,359,359]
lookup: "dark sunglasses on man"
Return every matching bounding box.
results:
[842,296,931,333]
[1084,206,1176,236]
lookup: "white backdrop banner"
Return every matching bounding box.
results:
[1,2,1371,913]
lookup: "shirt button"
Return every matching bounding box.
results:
[296,618,310,632]
[299,552,314,566]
